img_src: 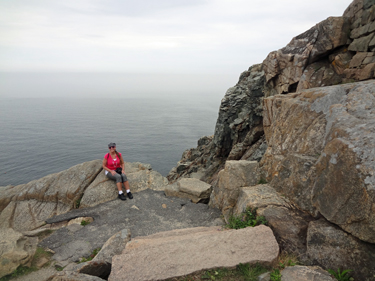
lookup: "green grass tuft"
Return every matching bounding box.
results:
[225,208,268,230]
[270,268,281,281]
[236,263,269,281]
[328,268,353,281]
[80,220,90,226]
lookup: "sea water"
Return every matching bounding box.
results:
[0,97,220,186]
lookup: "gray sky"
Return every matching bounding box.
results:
[0,0,353,98]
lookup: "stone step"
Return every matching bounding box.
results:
[109,225,279,281]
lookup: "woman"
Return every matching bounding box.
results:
[102,142,133,200]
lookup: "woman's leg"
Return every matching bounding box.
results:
[106,172,124,192]
[121,174,133,199]
[123,180,130,191]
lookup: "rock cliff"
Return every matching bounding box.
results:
[168,0,375,280]
[168,0,375,185]
[261,81,375,244]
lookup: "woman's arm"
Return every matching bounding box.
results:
[103,158,116,175]
[120,155,125,174]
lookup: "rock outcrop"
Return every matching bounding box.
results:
[39,189,222,268]
[166,1,375,280]
[80,162,168,208]
[0,160,102,232]
[263,17,350,96]
[0,160,171,279]
[168,0,375,187]
[109,225,279,281]
[167,64,267,184]
[261,80,375,243]
[0,160,168,234]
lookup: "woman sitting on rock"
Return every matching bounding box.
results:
[102,142,133,201]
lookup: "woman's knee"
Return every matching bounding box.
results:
[106,172,122,183]
[114,173,123,183]
[121,173,128,182]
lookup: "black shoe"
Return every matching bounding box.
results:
[118,193,127,201]
[127,192,133,199]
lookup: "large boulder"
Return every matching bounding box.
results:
[109,225,279,281]
[80,162,168,208]
[0,228,38,278]
[306,219,375,281]
[92,228,131,263]
[261,80,375,243]
[0,160,102,232]
[209,160,260,218]
[164,178,212,203]
[233,184,313,256]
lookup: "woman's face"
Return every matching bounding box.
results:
[109,146,116,151]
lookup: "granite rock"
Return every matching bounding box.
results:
[234,184,313,256]
[261,80,375,243]
[0,160,102,232]
[109,225,279,281]
[209,160,260,219]
[0,228,38,278]
[306,219,375,281]
[80,162,168,208]
[281,266,334,281]
[165,178,212,203]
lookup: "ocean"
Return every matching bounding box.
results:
[0,97,221,186]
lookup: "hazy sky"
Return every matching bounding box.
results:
[0,0,353,98]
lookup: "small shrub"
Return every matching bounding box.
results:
[328,268,353,281]
[277,253,298,269]
[258,178,267,184]
[270,268,282,281]
[80,220,90,226]
[75,198,82,209]
[225,208,268,230]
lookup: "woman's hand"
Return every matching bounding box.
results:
[110,170,116,176]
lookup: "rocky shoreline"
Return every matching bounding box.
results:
[1,0,375,280]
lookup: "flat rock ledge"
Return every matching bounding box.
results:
[109,225,279,281]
